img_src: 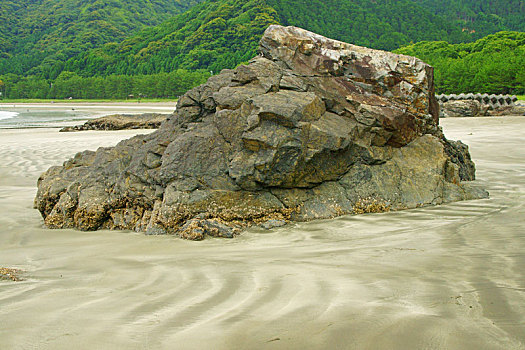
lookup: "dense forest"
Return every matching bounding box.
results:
[0,0,523,98]
[61,0,279,78]
[0,0,204,75]
[415,0,525,34]
[268,0,467,51]
[395,31,525,94]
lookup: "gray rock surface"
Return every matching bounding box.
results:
[487,105,525,116]
[437,94,524,117]
[35,25,488,240]
[60,113,168,132]
[440,100,488,118]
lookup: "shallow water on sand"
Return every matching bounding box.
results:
[0,118,524,349]
[0,104,174,129]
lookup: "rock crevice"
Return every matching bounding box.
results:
[35,25,488,240]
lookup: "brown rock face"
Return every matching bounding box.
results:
[59,113,167,132]
[34,25,488,240]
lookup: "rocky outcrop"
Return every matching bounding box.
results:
[437,94,524,117]
[436,93,518,107]
[440,100,525,118]
[35,25,488,240]
[440,100,489,118]
[487,104,525,116]
[59,113,168,132]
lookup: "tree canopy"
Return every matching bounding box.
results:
[0,0,204,76]
[395,31,525,94]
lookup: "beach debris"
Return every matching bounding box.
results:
[0,267,22,281]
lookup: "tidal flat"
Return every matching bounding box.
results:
[0,117,524,349]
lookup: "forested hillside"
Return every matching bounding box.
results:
[270,0,525,50]
[395,31,525,94]
[268,0,467,51]
[1,0,523,98]
[416,0,525,34]
[0,0,278,99]
[0,0,204,75]
[62,0,279,77]
[0,1,32,56]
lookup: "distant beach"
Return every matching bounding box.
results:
[0,102,175,129]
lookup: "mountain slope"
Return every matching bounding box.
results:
[0,1,32,56]
[269,0,525,50]
[415,0,525,35]
[395,31,525,94]
[0,0,204,75]
[59,0,279,78]
[267,0,467,51]
[39,0,525,79]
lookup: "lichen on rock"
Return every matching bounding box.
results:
[34,25,488,240]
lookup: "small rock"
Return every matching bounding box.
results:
[145,226,167,235]
[0,267,22,281]
[176,218,237,240]
[260,219,286,230]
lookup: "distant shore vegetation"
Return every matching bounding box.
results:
[0,70,209,100]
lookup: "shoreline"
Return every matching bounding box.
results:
[0,103,175,129]
[0,101,176,109]
[0,99,177,104]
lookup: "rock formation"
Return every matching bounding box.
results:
[436,93,518,108]
[440,100,489,118]
[60,113,167,132]
[35,25,488,240]
[486,104,525,116]
[437,93,525,117]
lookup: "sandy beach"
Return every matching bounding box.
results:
[0,117,524,349]
[0,101,176,108]
[0,103,175,129]
[0,102,176,117]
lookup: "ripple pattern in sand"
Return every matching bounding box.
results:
[0,128,153,186]
[1,119,524,349]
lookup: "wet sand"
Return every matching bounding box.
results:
[0,117,524,349]
[0,101,176,109]
[0,103,175,129]
[0,102,175,117]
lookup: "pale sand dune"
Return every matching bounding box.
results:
[0,118,524,349]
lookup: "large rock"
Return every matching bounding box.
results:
[34,25,488,240]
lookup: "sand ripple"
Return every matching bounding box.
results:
[1,119,524,349]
